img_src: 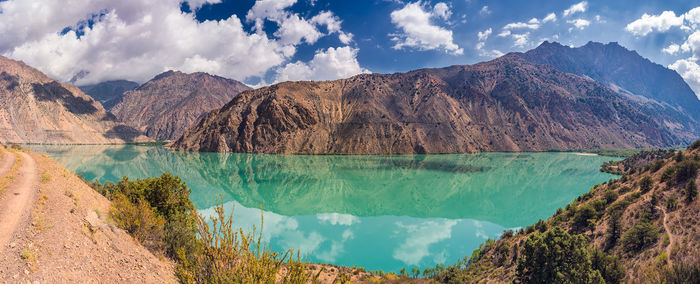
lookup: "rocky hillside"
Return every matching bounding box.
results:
[110,71,250,141]
[173,54,687,154]
[79,80,139,110]
[434,142,700,283]
[0,56,148,144]
[521,41,700,135]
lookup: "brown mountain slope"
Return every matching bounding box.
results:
[110,71,250,141]
[173,54,686,154]
[0,56,148,144]
[435,144,700,283]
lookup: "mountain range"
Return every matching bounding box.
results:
[0,55,148,144]
[172,42,699,154]
[1,41,698,151]
[109,71,250,141]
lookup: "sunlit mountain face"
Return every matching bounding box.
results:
[29,145,619,272]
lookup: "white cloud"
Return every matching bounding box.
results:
[390,2,463,55]
[479,6,491,16]
[275,46,370,82]
[477,28,492,41]
[0,0,359,85]
[563,1,587,17]
[503,21,540,30]
[392,220,458,266]
[432,2,451,20]
[475,28,502,58]
[512,33,530,47]
[663,44,681,55]
[669,59,700,100]
[316,213,360,226]
[543,13,557,23]
[567,18,591,30]
[498,30,512,37]
[625,11,685,36]
[686,7,700,26]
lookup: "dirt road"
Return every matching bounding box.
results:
[0,151,38,251]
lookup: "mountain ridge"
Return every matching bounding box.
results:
[172,52,692,154]
[110,70,251,141]
[0,55,149,144]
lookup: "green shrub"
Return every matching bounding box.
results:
[640,176,654,193]
[516,227,603,283]
[620,220,659,252]
[604,190,619,204]
[661,167,675,183]
[534,219,547,232]
[101,173,198,258]
[666,196,678,211]
[674,151,685,162]
[675,160,699,184]
[110,194,167,253]
[589,247,625,284]
[572,204,597,231]
[690,140,700,150]
[649,159,665,173]
[687,180,697,204]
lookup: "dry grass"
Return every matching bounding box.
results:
[0,150,22,195]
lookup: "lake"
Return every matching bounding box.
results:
[29,145,619,273]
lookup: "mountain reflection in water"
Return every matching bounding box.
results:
[30,145,619,272]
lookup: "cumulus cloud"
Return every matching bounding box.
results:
[475,28,502,58]
[563,1,587,17]
[663,44,681,55]
[567,18,591,30]
[392,220,458,266]
[479,6,491,16]
[432,2,451,20]
[477,28,492,41]
[669,59,700,100]
[390,1,463,55]
[275,46,370,82]
[542,13,557,23]
[512,33,530,47]
[625,11,685,36]
[627,6,700,99]
[0,0,362,85]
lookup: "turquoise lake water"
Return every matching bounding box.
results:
[30,145,619,273]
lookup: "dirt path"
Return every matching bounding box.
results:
[0,148,15,177]
[0,151,38,251]
[661,207,675,265]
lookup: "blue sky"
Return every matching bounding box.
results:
[0,0,699,94]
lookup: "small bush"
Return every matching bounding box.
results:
[111,194,167,253]
[640,176,654,193]
[621,220,659,252]
[666,196,678,211]
[687,180,698,204]
[690,140,700,150]
[604,190,619,204]
[675,160,699,184]
[572,204,597,231]
[9,143,21,150]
